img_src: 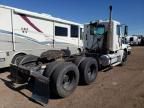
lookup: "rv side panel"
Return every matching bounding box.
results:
[0,7,13,51]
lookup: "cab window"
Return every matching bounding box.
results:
[117,25,120,36]
[90,25,105,36]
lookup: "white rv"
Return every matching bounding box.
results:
[0,5,83,68]
[126,35,141,45]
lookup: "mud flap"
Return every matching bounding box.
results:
[31,78,49,105]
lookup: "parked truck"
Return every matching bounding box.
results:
[10,6,129,105]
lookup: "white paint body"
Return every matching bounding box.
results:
[0,5,83,68]
[83,20,128,66]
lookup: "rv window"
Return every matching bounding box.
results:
[130,37,133,41]
[55,26,68,36]
[117,25,120,36]
[71,25,79,38]
[80,28,83,40]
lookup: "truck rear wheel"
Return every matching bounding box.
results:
[50,62,79,98]
[79,57,98,85]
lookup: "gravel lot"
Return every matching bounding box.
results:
[0,46,144,108]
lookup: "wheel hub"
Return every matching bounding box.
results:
[87,65,96,80]
[62,71,75,90]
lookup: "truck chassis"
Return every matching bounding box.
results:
[10,49,99,104]
[10,48,127,105]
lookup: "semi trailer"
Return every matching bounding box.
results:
[0,5,83,68]
[10,6,129,105]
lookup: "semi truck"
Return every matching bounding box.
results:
[0,5,83,68]
[10,6,129,105]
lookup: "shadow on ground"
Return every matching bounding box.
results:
[0,67,10,74]
[0,77,46,106]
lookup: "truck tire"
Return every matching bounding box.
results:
[44,61,63,78]
[120,50,127,66]
[79,57,98,85]
[50,62,79,98]
[127,51,131,55]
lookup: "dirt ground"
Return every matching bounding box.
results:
[0,46,144,108]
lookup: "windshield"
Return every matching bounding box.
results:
[90,25,105,36]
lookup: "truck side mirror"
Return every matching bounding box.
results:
[124,26,128,36]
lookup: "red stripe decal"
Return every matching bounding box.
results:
[19,14,43,33]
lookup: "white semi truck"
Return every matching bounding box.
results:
[0,5,83,68]
[10,6,129,105]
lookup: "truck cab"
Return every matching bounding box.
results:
[83,20,128,53]
[83,19,129,67]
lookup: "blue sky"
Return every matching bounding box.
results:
[0,0,144,35]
